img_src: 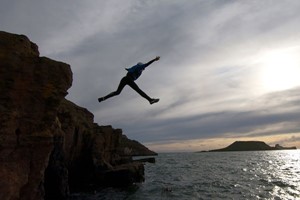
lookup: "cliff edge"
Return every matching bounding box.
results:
[0,31,156,200]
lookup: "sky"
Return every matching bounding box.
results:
[1,0,300,152]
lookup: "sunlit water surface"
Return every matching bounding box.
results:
[71,150,300,200]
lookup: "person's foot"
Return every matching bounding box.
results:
[98,97,104,102]
[150,98,159,104]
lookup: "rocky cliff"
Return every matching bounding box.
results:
[0,31,156,200]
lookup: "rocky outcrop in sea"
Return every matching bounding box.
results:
[209,141,297,152]
[0,31,157,200]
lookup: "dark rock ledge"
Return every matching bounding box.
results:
[0,31,157,200]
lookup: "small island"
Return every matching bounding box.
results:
[205,141,297,152]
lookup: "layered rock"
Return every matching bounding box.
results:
[0,31,72,200]
[119,135,157,156]
[0,31,156,200]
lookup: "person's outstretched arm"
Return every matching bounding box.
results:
[144,56,160,68]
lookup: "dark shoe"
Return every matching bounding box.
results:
[150,98,159,104]
[98,97,104,102]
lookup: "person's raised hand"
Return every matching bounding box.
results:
[155,56,160,61]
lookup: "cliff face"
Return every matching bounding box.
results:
[0,31,156,200]
[0,31,73,200]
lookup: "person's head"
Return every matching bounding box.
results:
[137,62,144,65]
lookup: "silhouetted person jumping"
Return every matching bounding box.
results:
[98,56,160,104]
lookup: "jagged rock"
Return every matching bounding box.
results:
[119,135,158,156]
[101,162,145,187]
[0,31,72,200]
[0,31,157,200]
[55,99,148,191]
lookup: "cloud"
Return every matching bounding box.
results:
[1,0,300,151]
[121,87,300,143]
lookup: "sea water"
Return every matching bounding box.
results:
[71,150,300,200]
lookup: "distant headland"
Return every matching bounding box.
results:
[202,141,297,152]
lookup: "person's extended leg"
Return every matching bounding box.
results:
[127,79,159,104]
[98,76,128,102]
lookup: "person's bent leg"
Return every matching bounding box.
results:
[98,77,128,102]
